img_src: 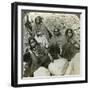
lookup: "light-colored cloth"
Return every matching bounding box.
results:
[34,67,50,77]
[48,58,69,76]
[32,23,50,39]
[65,53,80,75]
[35,34,49,48]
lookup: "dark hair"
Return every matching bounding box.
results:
[49,45,60,59]
[23,52,32,63]
[65,28,74,38]
[28,37,38,50]
[53,28,60,32]
[53,28,61,36]
[35,16,43,24]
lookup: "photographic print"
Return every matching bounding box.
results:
[11,2,88,87]
[22,11,80,77]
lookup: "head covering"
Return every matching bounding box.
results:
[35,16,43,24]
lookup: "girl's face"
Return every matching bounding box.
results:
[67,30,73,37]
[54,29,60,36]
[36,31,42,37]
[35,18,41,24]
[30,39,37,48]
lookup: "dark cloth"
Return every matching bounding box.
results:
[37,54,51,68]
[49,44,60,60]
[61,42,77,61]
[25,20,32,31]
[49,34,67,48]
[23,46,51,77]
[23,52,33,77]
[23,52,32,64]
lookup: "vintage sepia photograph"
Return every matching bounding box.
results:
[22,11,80,77]
[11,2,87,87]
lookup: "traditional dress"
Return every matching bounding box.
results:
[23,45,51,77]
[49,34,67,55]
[34,67,50,77]
[65,53,80,75]
[35,34,49,48]
[32,23,52,39]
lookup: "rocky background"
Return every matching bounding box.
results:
[22,11,80,53]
